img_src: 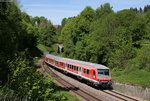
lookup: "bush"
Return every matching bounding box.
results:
[7,55,66,101]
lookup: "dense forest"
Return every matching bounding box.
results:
[56,3,150,86]
[0,1,66,101]
[57,3,150,72]
[0,0,150,101]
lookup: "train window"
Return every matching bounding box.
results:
[75,66,77,71]
[60,62,63,66]
[93,71,95,75]
[70,65,71,69]
[84,69,86,73]
[79,67,81,71]
[87,69,89,74]
[76,67,78,71]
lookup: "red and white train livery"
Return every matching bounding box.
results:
[44,54,112,87]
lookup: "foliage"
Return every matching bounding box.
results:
[31,16,56,47]
[58,3,150,71]
[56,91,80,101]
[0,2,38,85]
[0,1,66,100]
[7,55,66,101]
[37,44,51,52]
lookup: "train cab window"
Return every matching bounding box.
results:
[97,69,109,76]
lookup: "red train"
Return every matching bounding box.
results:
[44,54,112,87]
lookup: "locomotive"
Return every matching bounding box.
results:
[44,54,112,87]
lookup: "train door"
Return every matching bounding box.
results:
[65,63,67,70]
[92,69,96,80]
[78,67,82,76]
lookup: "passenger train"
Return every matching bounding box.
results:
[44,54,112,88]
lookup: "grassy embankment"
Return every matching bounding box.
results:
[112,44,150,87]
[112,68,150,87]
[36,44,80,101]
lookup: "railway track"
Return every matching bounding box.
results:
[43,63,141,101]
[102,90,139,101]
[103,90,139,101]
[44,64,102,101]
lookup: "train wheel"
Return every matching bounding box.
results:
[77,76,82,80]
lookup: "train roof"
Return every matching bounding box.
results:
[46,54,109,70]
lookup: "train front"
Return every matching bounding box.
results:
[96,69,112,88]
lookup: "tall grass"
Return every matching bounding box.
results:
[112,68,150,87]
